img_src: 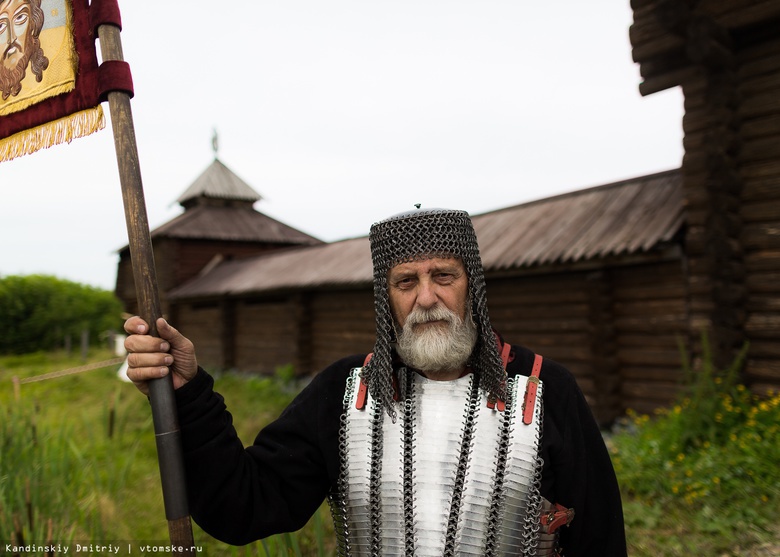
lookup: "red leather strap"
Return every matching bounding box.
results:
[522,354,543,425]
[500,340,512,369]
[541,503,575,534]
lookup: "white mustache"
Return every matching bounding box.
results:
[405,305,458,327]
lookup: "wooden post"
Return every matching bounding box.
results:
[12,376,20,401]
[97,22,195,551]
[80,328,89,363]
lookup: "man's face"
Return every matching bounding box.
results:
[388,257,476,376]
[0,0,31,72]
[388,256,469,330]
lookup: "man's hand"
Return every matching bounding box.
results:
[123,317,198,395]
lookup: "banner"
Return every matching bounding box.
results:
[0,0,131,162]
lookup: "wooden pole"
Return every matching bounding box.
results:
[97,22,195,552]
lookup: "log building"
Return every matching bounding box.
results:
[115,158,322,318]
[630,0,780,399]
[163,170,686,425]
[117,1,780,425]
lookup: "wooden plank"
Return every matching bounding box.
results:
[618,348,685,367]
[620,365,684,382]
[739,91,780,120]
[740,113,780,140]
[613,299,688,319]
[744,250,780,272]
[737,43,780,81]
[621,380,681,401]
[683,105,737,135]
[745,312,780,332]
[713,0,780,29]
[741,198,780,222]
[749,339,780,358]
[738,70,780,98]
[632,35,686,64]
[745,359,780,380]
[742,223,780,250]
[749,382,780,396]
[739,135,780,163]
[617,334,684,349]
[614,315,689,333]
[741,175,780,201]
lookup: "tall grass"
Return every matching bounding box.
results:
[0,350,334,555]
[0,375,141,546]
[612,337,780,556]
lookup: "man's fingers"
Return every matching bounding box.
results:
[156,318,187,346]
[124,316,149,335]
[125,333,170,355]
[126,364,170,383]
[127,352,173,369]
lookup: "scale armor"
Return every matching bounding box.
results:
[362,208,506,419]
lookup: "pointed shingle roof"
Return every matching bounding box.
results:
[177,159,261,206]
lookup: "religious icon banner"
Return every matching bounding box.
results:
[0,0,131,162]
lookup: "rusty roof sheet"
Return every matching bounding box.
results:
[151,205,322,244]
[170,170,683,299]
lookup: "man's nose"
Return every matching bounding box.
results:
[415,280,439,309]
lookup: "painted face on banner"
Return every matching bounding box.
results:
[0,0,32,71]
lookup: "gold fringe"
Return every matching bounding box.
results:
[0,105,105,163]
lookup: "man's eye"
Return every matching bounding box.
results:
[14,13,28,25]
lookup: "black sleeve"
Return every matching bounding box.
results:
[509,346,627,557]
[174,355,363,545]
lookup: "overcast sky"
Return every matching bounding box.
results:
[0,1,683,291]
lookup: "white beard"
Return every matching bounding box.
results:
[395,304,477,376]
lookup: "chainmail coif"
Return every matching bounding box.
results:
[362,208,506,419]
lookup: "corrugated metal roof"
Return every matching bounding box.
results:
[169,170,683,299]
[177,159,261,204]
[151,205,322,244]
[475,169,683,269]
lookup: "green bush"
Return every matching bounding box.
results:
[0,275,123,354]
[611,337,780,554]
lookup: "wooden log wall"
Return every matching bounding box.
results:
[307,290,375,373]
[612,261,689,415]
[233,299,297,375]
[174,302,224,371]
[737,34,780,394]
[633,0,780,396]
[485,272,612,422]
[677,11,748,371]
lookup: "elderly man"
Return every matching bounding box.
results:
[125,208,626,556]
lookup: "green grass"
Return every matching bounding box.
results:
[2,346,778,556]
[0,350,333,556]
[611,339,780,556]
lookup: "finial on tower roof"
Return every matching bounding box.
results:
[212,128,219,159]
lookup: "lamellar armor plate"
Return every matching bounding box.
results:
[329,367,547,556]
